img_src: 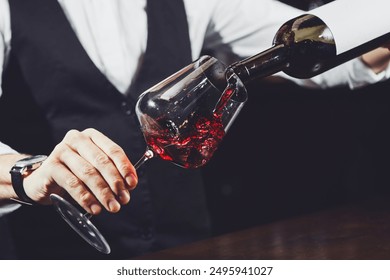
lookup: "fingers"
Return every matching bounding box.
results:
[49,161,104,215]
[54,146,121,214]
[62,130,132,198]
[48,129,138,214]
[82,128,138,189]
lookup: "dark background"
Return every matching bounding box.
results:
[1,0,389,258]
[203,0,390,235]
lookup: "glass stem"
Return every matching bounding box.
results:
[134,149,154,170]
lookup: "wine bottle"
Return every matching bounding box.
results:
[229,0,390,83]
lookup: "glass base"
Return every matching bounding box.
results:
[50,194,111,254]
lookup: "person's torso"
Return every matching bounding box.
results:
[1,0,211,259]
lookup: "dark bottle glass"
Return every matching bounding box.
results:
[229,13,390,83]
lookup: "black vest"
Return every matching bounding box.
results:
[1,0,211,259]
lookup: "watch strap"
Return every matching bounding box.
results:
[10,168,37,205]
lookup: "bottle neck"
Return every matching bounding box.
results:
[228,44,289,84]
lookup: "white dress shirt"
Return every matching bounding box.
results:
[0,0,389,215]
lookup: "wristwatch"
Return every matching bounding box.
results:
[9,155,48,205]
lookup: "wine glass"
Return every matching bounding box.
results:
[50,55,248,254]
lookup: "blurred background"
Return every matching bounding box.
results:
[202,0,390,235]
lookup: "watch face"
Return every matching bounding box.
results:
[15,155,48,168]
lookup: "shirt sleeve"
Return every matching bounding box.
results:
[204,0,302,59]
[0,0,11,97]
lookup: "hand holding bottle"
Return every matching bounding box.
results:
[228,0,390,84]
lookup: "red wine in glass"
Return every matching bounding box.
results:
[139,84,242,169]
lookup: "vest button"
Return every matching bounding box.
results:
[121,101,133,115]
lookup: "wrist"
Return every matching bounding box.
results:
[361,47,390,74]
[0,154,29,200]
[9,155,47,205]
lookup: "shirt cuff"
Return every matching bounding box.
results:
[347,57,390,89]
[0,143,20,216]
[0,202,21,217]
[0,141,19,155]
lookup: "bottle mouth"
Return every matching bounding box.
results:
[225,67,248,103]
[198,55,248,104]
